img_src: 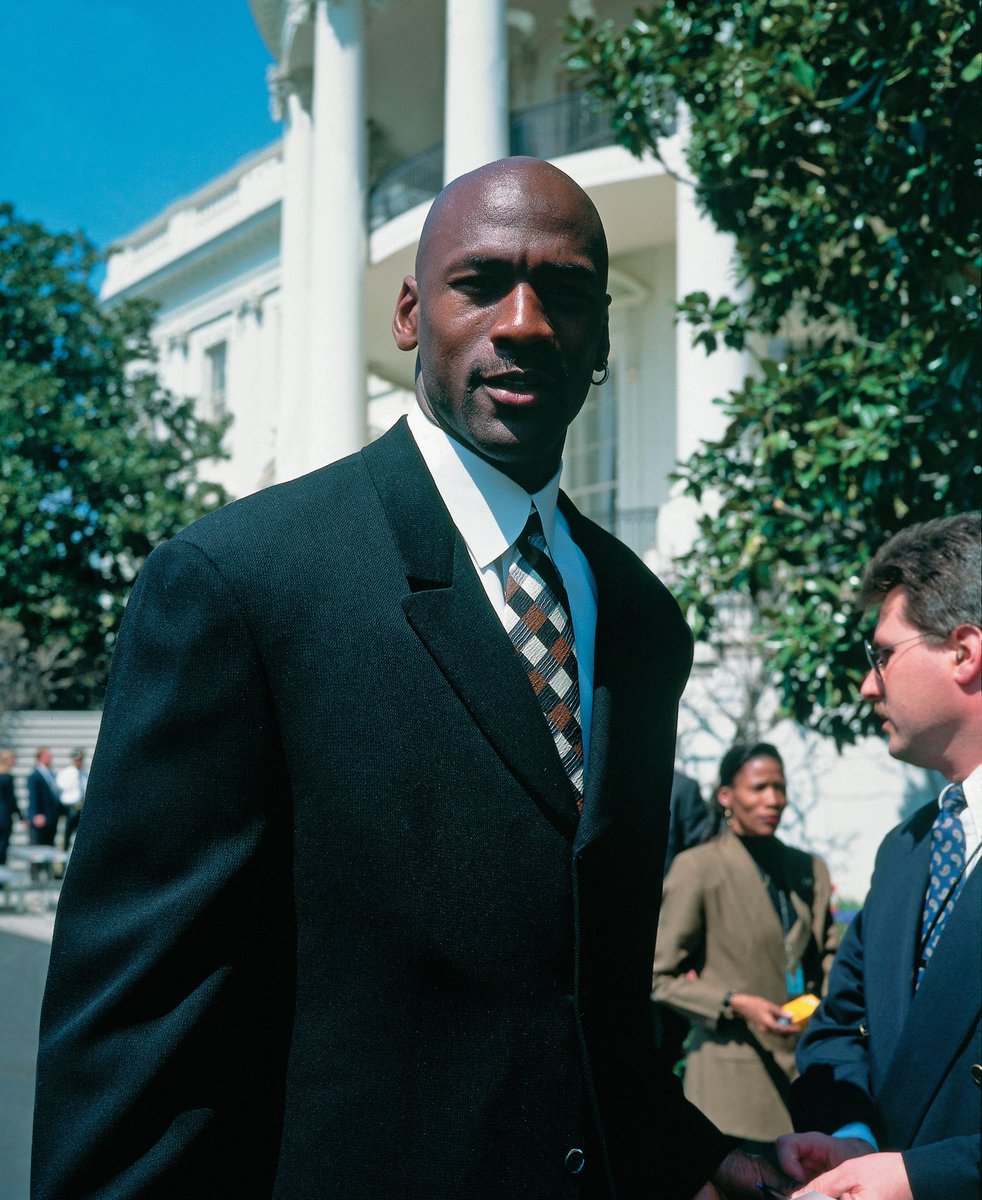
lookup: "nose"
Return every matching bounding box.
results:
[859,667,882,701]
[490,282,553,345]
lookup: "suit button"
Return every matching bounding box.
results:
[971,1063,982,1087]
[565,1147,586,1175]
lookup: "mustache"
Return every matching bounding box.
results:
[470,354,567,387]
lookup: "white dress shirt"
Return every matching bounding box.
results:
[56,764,88,809]
[407,404,598,774]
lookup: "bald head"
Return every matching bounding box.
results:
[417,157,609,291]
[393,157,611,491]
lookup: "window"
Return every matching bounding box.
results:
[563,372,617,532]
[204,341,227,418]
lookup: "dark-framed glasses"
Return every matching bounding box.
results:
[863,633,927,677]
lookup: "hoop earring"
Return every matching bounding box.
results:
[591,361,609,386]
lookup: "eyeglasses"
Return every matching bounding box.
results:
[863,634,928,677]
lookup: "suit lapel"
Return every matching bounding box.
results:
[865,811,932,1059]
[717,831,790,978]
[362,421,579,837]
[562,498,689,850]
[877,860,982,1146]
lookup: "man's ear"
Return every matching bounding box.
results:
[951,623,982,686]
[392,276,420,351]
[597,300,611,371]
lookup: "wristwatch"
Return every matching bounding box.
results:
[720,991,735,1020]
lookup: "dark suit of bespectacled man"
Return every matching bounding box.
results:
[777,512,981,1200]
[32,157,781,1200]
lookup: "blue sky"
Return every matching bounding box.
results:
[1,1,279,251]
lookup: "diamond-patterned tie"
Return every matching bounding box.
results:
[504,507,584,812]
[916,783,967,989]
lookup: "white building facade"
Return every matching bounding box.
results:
[100,0,936,899]
[103,0,744,548]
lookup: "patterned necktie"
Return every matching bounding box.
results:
[504,507,585,812]
[916,782,967,989]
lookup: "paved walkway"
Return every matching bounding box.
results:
[0,909,55,1200]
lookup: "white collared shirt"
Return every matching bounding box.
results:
[407,404,598,773]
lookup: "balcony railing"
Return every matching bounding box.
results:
[508,89,614,160]
[369,90,615,230]
[368,144,444,231]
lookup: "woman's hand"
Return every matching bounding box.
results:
[729,992,796,1035]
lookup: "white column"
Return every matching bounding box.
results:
[275,74,314,482]
[443,0,509,183]
[658,170,753,564]
[302,0,367,474]
[233,296,266,498]
[674,180,749,463]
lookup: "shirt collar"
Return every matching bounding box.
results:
[947,764,982,828]
[407,404,561,567]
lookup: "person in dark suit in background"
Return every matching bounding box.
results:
[33,157,780,1200]
[778,512,981,1200]
[0,748,22,865]
[666,769,716,873]
[27,748,60,849]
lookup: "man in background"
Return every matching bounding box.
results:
[27,748,60,850]
[665,768,716,874]
[0,748,22,866]
[779,511,981,1200]
[55,748,87,852]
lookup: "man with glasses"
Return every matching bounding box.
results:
[777,511,981,1200]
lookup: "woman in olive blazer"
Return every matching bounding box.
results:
[652,743,837,1141]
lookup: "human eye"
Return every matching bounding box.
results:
[449,261,508,300]
[539,269,597,307]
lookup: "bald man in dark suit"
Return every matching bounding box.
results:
[34,158,780,1200]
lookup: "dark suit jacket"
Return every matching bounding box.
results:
[27,768,60,843]
[791,801,982,1200]
[0,772,20,824]
[664,771,713,873]
[33,420,730,1200]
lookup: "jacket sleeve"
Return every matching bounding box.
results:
[32,539,295,1200]
[903,1136,982,1200]
[27,773,41,821]
[789,904,878,1135]
[2,774,23,819]
[651,851,730,1028]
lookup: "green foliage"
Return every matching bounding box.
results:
[567,1,981,745]
[0,205,229,707]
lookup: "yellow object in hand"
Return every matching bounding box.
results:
[781,993,821,1025]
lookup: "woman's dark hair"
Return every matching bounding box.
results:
[717,741,783,791]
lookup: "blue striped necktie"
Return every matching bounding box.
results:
[916,782,967,989]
